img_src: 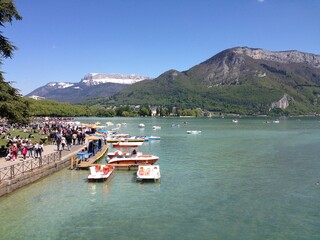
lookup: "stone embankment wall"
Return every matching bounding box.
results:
[0,154,77,197]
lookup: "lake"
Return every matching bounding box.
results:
[1,117,320,239]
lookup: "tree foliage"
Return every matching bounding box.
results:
[139,106,151,116]
[27,98,103,117]
[0,1,29,123]
[0,0,22,62]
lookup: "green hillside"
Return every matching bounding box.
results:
[110,48,320,115]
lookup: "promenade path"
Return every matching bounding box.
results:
[0,143,85,169]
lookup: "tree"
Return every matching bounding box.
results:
[0,0,22,66]
[115,106,129,116]
[139,106,150,116]
[0,1,29,123]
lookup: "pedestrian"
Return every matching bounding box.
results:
[61,135,66,150]
[77,131,82,145]
[65,133,72,151]
[49,131,56,145]
[27,140,34,158]
[11,144,18,161]
[5,147,12,161]
[56,133,62,151]
[37,141,44,158]
[22,146,28,161]
[72,132,77,145]
[34,142,39,158]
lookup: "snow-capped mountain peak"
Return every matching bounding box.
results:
[80,73,150,86]
[25,72,152,103]
[47,82,74,88]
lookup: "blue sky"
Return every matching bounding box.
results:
[2,0,320,95]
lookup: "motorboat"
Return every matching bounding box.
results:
[87,165,115,182]
[232,119,238,123]
[138,123,145,128]
[107,152,159,165]
[106,133,129,142]
[152,125,161,130]
[107,148,159,165]
[148,136,160,140]
[107,134,145,143]
[273,120,280,123]
[186,130,202,134]
[137,165,161,182]
[112,141,144,148]
[108,137,159,165]
[128,136,149,142]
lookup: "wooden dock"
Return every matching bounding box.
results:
[71,143,109,170]
[71,143,144,171]
[76,162,139,171]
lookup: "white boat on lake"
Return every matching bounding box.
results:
[107,151,159,165]
[137,165,161,182]
[112,141,144,148]
[87,165,115,182]
[186,130,202,134]
[107,143,159,165]
[149,136,160,140]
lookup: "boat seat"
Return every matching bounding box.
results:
[138,167,145,175]
[89,166,102,176]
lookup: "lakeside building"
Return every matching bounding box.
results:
[28,95,46,100]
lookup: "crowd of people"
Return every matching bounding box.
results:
[1,117,92,162]
[4,137,44,161]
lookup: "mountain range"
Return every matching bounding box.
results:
[111,47,320,115]
[26,73,151,103]
[26,47,320,115]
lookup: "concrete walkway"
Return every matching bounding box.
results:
[0,143,85,169]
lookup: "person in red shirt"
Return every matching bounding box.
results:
[22,146,28,161]
[11,144,18,161]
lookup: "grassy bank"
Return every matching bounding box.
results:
[0,129,48,149]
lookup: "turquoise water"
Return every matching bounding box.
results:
[1,117,320,239]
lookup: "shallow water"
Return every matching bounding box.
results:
[1,117,320,239]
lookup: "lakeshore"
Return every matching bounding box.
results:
[0,143,85,196]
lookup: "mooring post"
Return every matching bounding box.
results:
[70,157,74,170]
[75,157,79,169]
